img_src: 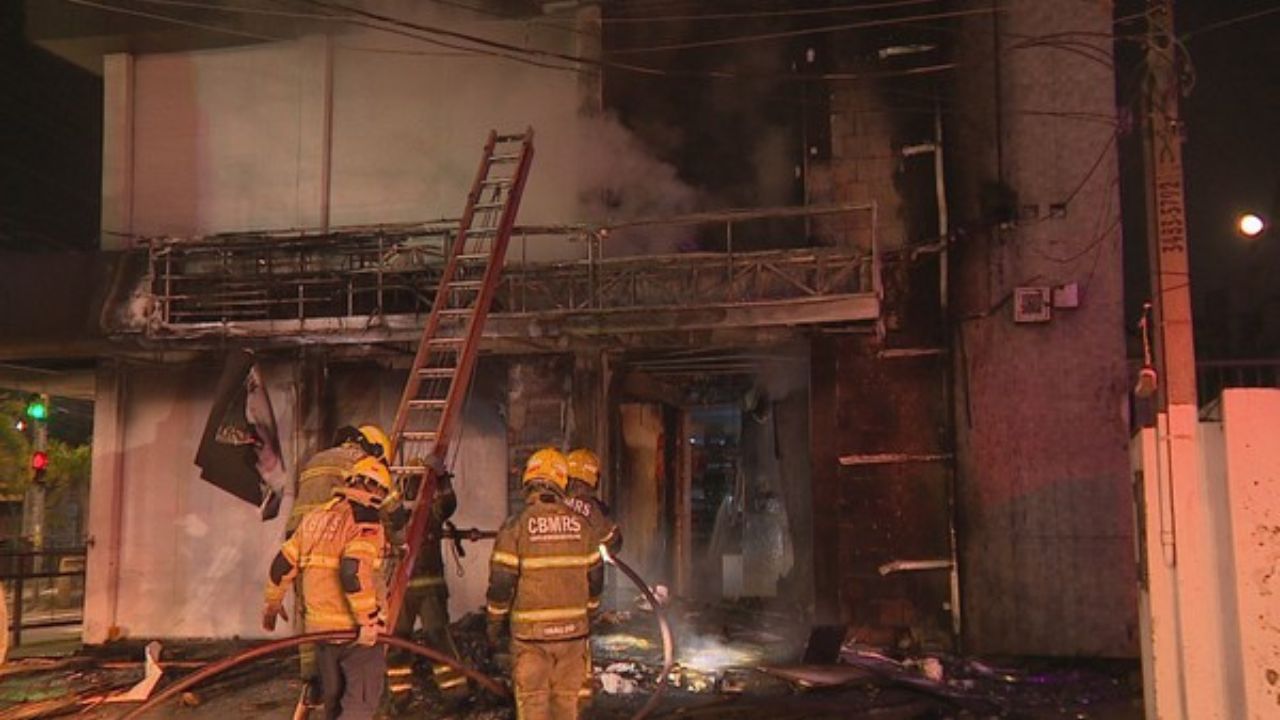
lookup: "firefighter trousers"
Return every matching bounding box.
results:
[511,636,588,720]
[316,642,386,720]
[387,584,468,699]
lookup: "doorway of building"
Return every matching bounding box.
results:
[608,346,814,613]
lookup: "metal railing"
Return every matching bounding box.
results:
[140,204,881,335]
[1196,359,1280,405]
[1,547,86,648]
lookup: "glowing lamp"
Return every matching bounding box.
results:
[1238,213,1266,238]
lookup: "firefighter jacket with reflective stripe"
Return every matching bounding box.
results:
[486,491,604,642]
[288,444,366,535]
[564,491,621,555]
[401,474,457,586]
[266,497,387,632]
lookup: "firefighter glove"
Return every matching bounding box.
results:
[356,622,381,647]
[262,601,288,632]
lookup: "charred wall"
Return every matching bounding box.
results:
[811,255,953,649]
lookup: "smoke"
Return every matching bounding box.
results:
[751,343,810,402]
[573,113,706,256]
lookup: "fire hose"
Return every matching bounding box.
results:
[122,544,674,720]
[119,632,507,720]
[602,544,676,720]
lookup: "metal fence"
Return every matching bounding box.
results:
[1,547,86,648]
[1196,359,1280,405]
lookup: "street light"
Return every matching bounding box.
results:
[1237,213,1266,238]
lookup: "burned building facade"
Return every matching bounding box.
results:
[10,0,1130,660]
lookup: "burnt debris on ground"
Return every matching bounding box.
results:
[0,605,1140,719]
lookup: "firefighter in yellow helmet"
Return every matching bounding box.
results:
[289,425,391,535]
[287,424,391,703]
[564,449,621,554]
[562,448,620,710]
[385,463,469,710]
[486,448,604,720]
[264,457,391,720]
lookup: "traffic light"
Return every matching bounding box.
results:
[25,395,48,421]
[26,393,49,482]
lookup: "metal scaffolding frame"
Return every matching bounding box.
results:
[140,204,882,342]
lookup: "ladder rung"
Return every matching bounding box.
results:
[457,253,490,263]
[391,465,428,475]
[439,307,473,316]
[464,227,498,236]
[482,178,512,187]
[495,133,525,142]
[401,431,439,441]
[490,153,520,163]
[448,280,484,290]
[426,337,464,348]
[417,367,455,379]
[409,399,448,410]
[473,202,505,211]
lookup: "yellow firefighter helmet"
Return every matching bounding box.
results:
[522,448,568,491]
[566,448,600,489]
[344,456,394,507]
[357,424,392,463]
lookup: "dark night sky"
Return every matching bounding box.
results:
[1177,0,1280,358]
[2,0,1278,359]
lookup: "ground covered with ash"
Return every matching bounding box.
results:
[0,604,1142,719]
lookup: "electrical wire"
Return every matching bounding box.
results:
[599,0,945,23]
[1182,5,1280,41]
[60,0,278,41]
[606,5,999,56]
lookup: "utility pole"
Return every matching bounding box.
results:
[21,393,49,551]
[1138,1,1234,717]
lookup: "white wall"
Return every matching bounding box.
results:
[113,24,590,260]
[102,361,296,638]
[85,357,510,640]
[1134,389,1280,719]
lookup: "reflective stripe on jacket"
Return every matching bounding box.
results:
[486,491,604,641]
[266,497,387,632]
[287,444,366,534]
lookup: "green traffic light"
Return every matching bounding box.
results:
[25,399,47,421]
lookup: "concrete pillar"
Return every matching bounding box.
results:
[295,35,334,230]
[950,0,1134,655]
[100,54,134,251]
[83,362,126,644]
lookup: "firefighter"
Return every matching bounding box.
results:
[486,448,604,720]
[263,456,392,720]
[287,424,391,706]
[563,448,620,710]
[289,425,392,536]
[564,448,621,555]
[385,469,469,710]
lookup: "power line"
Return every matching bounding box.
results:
[599,0,944,24]
[607,6,999,56]
[61,0,278,41]
[1181,5,1280,40]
